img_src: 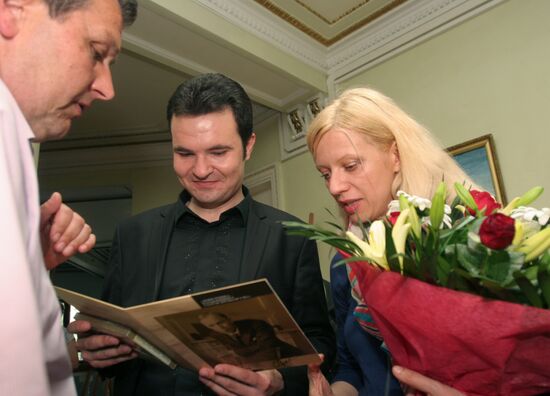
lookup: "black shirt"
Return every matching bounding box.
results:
[159,189,250,300]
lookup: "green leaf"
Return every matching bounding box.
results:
[450,243,483,277]
[513,271,543,308]
[484,250,514,284]
[324,221,345,232]
[436,256,450,286]
[537,267,550,308]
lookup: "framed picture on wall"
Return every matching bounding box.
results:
[446,134,507,204]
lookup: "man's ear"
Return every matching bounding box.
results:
[0,0,23,39]
[390,141,401,173]
[244,132,256,161]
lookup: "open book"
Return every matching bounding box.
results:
[55,279,320,371]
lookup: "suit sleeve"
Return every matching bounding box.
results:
[98,226,143,381]
[101,225,122,305]
[279,236,336,395]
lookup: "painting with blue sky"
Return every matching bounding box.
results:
[453,146,496,197]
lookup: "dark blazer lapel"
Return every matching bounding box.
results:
[151,203,177,300]
[240,201,270,281]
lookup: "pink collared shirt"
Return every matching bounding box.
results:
[0,79,75,395]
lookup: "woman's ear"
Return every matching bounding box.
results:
[390,141,401,173]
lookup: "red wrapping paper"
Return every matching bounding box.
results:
[348,261,550,396]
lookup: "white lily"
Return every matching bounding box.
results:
[511,206,550,227]
[346,220,389,270]
[392,209,412,273]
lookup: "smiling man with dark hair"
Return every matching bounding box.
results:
[72,73,335,396]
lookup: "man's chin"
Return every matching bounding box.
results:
[31,120,71,142]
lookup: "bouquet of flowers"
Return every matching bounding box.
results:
[284,184,550,396]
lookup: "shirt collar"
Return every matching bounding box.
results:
[0,79,36,142]
[175,186,251,224]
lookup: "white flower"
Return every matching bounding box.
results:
[388,191,452,228]
[396,191,432,211]
[511,206,550,227]
[346,221,389,270]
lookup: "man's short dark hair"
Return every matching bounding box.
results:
[43,0,138,26]
[166,73,254,151]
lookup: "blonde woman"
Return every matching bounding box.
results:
[307,88,473,396]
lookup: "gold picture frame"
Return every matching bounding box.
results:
[446,134,507,204]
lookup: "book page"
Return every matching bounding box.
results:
[56,279,320,371]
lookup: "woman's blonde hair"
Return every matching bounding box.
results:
[307,87,476,203]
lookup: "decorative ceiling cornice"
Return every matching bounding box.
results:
[253,0,407,46]
[193,0,504,80]
[294,0,370,25]
[195,0,328,71]
[327,0,505,80]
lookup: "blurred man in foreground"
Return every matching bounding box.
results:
[0,0,137,394]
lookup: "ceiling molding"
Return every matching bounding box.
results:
[123,31,215,78]
[294,0,370,25]
[327,0,506,80]
[119,0,504,110]
[254,0,407,46]
[194,0,328,71]
[178,0,504,82]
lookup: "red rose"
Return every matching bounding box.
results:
[479,213,515,250]
[468,190,501,216]
[388,211,400,225]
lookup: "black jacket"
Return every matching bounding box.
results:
[101,197,335,395]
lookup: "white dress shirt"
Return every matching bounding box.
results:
[0,79,75,395]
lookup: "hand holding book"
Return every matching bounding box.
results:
[68,319,138,369]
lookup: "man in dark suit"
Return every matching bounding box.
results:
[70,73,335,395]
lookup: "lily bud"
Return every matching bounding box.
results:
[408,204,422,239]
[399,194,409,211]
[516,186,544,207]
[454,183,478,214]
[392,209,411,273]
[512,220,524,246]
[502,197,521,216]
[430,182,447,230]
[516,227,550,262]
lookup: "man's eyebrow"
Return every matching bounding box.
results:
[173,146,193,152]
[208,145,232,151]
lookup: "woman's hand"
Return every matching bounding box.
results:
[308,358,334,396]
[392,366,464,396]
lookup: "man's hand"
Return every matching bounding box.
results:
[68,320,138,368]
[199,365,284,396]
[392,366,465,396]
[40,192,96,269]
